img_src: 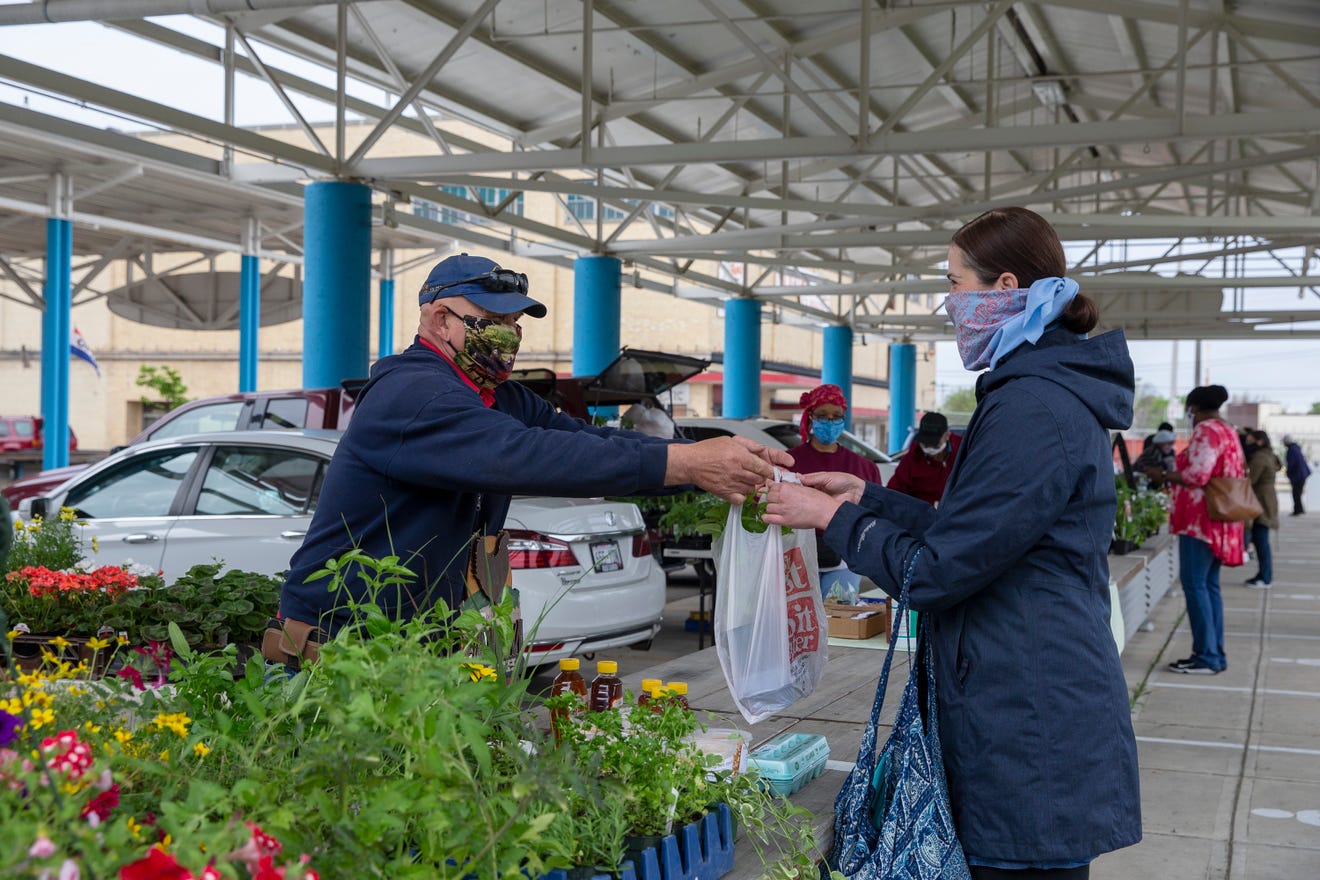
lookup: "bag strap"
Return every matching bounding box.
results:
[850,545,924,773]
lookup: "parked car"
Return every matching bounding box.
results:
[16,429,664,668]
[0,415,77,453]
[676,416,899,484]
[2,382,366,507]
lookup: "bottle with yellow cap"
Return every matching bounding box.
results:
[588,659,624,712]
[636,677,662,708]
[549,658,587,738]
[664,681,690,710]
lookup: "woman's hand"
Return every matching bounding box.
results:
[762,480,846,531]
[798,471,867,505]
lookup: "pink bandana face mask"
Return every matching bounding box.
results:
[944,277,1079,371]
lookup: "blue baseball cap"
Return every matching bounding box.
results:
[417,253,547,318]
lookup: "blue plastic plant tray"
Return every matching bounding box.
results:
[746,732,830,797]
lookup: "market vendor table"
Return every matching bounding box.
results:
[625,540,1178,877]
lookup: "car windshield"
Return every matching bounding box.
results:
[763,422,803,448]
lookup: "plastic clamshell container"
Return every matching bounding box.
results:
[746,732,830,797]
[690,727,753,775]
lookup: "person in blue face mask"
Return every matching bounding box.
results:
[788,385,881,602]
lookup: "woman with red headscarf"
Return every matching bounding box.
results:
[789,384,881,601]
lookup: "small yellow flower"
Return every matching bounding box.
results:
[113,728,133,744]
[29,706,55,728]
[91,536,100,553]
[87,636,111,652]
[192,742,210,758]
[59,507,77,521]
[67,685,87,697]
[159,749,170,762]
[49,636,71,649]
[127,816,143,839]
[83,721,102,734]
[461,662,498,683]
[4,629,19,642]
[116,634,129,646]
[0,697,20,715]
[151,712,191,738]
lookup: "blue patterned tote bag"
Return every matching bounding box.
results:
[830,548,971,880]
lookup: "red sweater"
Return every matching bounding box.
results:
[788,442,882,483]
[886,435,962,506]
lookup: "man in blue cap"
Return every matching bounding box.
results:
[268,253,789,666]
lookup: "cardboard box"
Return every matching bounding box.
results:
[824,602,889,640]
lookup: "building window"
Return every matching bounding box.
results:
[565,194,673,223]
[413,186,523,225]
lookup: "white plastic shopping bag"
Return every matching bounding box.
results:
[713,471,828,724]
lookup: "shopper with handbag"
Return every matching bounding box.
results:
[1147,385,1246,675]
[764,207,1141,879]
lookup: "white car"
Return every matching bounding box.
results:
[676,417,899,484]
[17,430,664,668]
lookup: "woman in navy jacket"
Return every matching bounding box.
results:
[765,208,1141,879]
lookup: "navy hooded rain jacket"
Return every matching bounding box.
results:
[823,327,1142,864]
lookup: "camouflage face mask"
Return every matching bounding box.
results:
[453,320,522,389]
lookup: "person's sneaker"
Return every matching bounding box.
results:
[1169,660,1221,675]
[1245,578,1272,589]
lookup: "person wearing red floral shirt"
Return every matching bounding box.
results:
[1148,384,1245,675]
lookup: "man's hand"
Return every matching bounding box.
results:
[798,471,867,505]
[728,434,795,470]
[665,437,778,504]
[762,480,845,531]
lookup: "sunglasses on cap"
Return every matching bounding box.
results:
[419,268,529,304]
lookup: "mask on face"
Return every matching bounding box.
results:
[920,443,947,457]
[944,277,1079,371]
[811,417,845,445]
[453,320,522,389]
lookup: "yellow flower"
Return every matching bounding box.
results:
[127,816,144,839]
[151,712,191,738]
[29,706,55,728]
[461,662,498,683]
[116,634,129,646]
[91,536,100,553]
[113,728,133,744]
[159,749,170,762]
[0,697,20,715]
[5,629,19,642]
[192,742,211,758]
[49,636,71,649]
[87,636,111,651]
[83,721,102,734]
[59,507,77,521]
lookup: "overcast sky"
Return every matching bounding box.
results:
[5,19,1320,414]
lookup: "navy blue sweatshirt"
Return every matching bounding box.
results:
[280,339,671,634]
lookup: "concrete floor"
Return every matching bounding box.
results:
[603,493,1320,879]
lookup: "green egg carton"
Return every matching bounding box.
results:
[746,732,830,797]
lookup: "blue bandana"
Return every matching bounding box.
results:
[945,276,1080,370]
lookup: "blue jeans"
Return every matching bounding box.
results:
[1249,523,1272,584]
[1179,535,1226,670]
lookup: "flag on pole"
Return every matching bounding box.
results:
[71,327,100,377]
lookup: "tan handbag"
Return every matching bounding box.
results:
[1204,477,1264,522]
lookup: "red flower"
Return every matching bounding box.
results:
[116,666,145,691]
[119,847,193,880]
[250,856,285,880]
[81,783,120,821]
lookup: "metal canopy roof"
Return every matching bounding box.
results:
[0,0,1318,338]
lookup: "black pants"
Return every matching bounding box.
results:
[970,866,1089,880]
[1292,480,1306,514]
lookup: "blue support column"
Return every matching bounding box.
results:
[822,324,854,430]
[239,253,260,392]
[573,255,621,417]
[377,248,395,359]
[303,181,371,388]
[888,342,917,455]
[723,297,762,418]
[40,216,72,471]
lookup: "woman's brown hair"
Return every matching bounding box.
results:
[951,206,1100,334]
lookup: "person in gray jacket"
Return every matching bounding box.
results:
[764,207,1140,880]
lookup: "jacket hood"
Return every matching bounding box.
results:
[978,327,1135,430]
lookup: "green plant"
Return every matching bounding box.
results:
[135,364,189,410]
[99,564,280,650]
[1114,476,1169,546]
[6,509,87,573]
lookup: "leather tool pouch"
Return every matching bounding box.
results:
[260,617,324,670]
[463,530,524,672]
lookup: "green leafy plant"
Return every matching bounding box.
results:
[1114,476,1170,546]
[135,364,189,410]
[6,509,87,573]
[99,563,281,650]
